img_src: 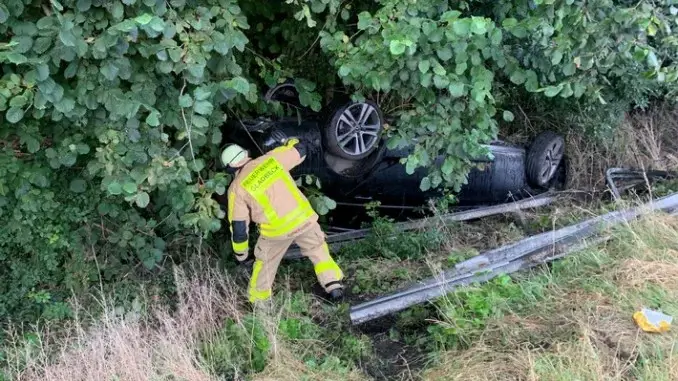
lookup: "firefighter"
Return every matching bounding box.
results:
[221,135,345,304]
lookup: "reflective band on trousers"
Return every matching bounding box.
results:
[248,260,271,302]
[241,156,315,238]
[314,257,343,280]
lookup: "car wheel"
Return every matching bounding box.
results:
[322,100,384,161]
[525,131,565,188]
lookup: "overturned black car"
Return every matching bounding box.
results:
[218,83,566,208]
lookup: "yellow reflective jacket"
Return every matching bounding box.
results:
[227,141,317,255]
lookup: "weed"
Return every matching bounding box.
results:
[427,274,534,351]
[201,315,271,378]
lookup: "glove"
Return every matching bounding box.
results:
[236,256,255,280]
[285,137,300,147]
[270,129,288,145]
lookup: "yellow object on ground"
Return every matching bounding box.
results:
[633,308,673,333]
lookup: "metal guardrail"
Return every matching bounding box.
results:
[283,193,556,260]
[349,192,678,325]
[605,168,676,200]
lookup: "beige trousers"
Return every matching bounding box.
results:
[248,221,344,303]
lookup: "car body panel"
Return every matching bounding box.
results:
[220,118,556,207]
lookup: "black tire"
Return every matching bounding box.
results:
[526,131,565,188]
[322,100,384,161]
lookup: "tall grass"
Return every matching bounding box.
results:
[2,258,367,381]
[422,214,678,381]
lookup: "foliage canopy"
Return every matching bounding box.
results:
[0,0,676,320]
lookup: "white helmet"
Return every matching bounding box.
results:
[220,144,248,167]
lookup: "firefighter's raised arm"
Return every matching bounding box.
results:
[270,137,308,171]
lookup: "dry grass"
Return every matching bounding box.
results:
[2,258,365,381]
[5,260,240,381]
[252,350,368,381]
[422,214,678,381]
[565,106,678,192]
[616,259,678,291]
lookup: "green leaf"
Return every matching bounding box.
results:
[25,137,40,153]
[36,63,50,81]
[455,62,467,75]
[0,4,8,24]
[324,196,337,210]
[12,36,33,54]
[135,13,153,25]
[448,82,464,97]
[422,21,437,36]
[433,64,446,76]
[146,111,160,126]
[420,72,433,87]
[470,17,487,35]
[111,2,124,19]
[405,157,418,175]
[441,10,462,22]
[434,75,450,89]
[437,46,453,61]
[59,29,77,47]
[7,53,27,64]
[51,0,64,11]
[441,157,454,175]
[193,100,213,115]
[389,40,407,55]
[107,181,122,195]
[525,70,539,92]
[490,28,502,46]
[503,110,515,122]
[69,179,87,193]
[559,83,574,98]
[339,65,350,77]
[224,77,250,95]
[9,95,27,108]
[357,11,372,30]
[573,82,586,98]
[123,182,137,194]
[562,63,576,76]
[100,62,119,80]
[418,60,430,74]
[179,94,193,108]
[33,37,52,54]
[509,70,526,85]
[76,0,91,11]
[420,177,431,191]
[55,98,75,113]
[148,18,165,32]
[543,85,563,97]
[647,51,659,68]
[452,19,471,36]
[6,107,24,123]
[192,116,209,128]
[551,50,564,65]
[136,192,150,208]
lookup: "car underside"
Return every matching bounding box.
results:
[218,83,567,208]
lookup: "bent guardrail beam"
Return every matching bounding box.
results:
[284,193,556,260]
[605,168,676,200]
[349,192,678,325]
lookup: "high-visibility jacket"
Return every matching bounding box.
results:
[226,140,317,257]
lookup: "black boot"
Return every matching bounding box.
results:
[328,287,344,301]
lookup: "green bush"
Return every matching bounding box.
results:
[1,0,676,322]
